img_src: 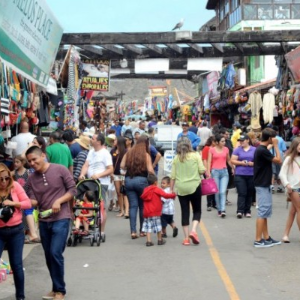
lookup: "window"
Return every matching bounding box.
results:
[274,4,290,19]
[292,4,300,18]
[243,5,258,19]
[258,4,273,19]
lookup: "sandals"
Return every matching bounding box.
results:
[146,241,154,247]
[139,232,146,237]
[81,231,89,236]
[131,233,138,239]
[108,202,114,211]
[116,213,124,217]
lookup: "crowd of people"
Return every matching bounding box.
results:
[0,116,299,300]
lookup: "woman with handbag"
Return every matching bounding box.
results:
[279,137,300,242]
[170,137,206,246]
[201,136,216,211]
[231,135,256,218]
[0,163,31,300]
[120,135,154,239]
[111,136,128,217]
[207,134,234,218]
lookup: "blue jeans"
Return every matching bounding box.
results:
[125,176,148,233]
[211,168,229,212]
[39,219,70,295]
[0,223,25,299]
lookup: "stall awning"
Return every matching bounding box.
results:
[237,78,276,94]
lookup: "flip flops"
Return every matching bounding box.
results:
[24,237,41,244]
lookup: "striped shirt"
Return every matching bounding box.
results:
[73,150,88,181]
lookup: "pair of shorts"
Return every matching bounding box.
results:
[100,184,109,208]
[272,163,281,178]
[24,208,34,216]
[255,187,272,218]
[161,214,174,228]
[113,175,124,181]
[142,216,162,233]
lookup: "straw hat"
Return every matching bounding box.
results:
[75,135,90,150]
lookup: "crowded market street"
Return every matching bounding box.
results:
[1,160,300,300]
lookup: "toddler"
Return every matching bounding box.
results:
[141,174,176,247]
[161,176,178,238]
[74,191,95,235]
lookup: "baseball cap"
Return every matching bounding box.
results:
[181,122,189,127]
[238,135,249,141]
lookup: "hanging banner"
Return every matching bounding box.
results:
[0,0,63,88]
[81,59,110,91]
[207,71,219,98]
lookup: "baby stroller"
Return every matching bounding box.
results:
[67,179,103,247]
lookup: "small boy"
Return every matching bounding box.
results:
[141,174,176,247]
[161,176,178,238]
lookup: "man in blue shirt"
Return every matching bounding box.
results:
[110,120,122,137]
[177,122,200,150]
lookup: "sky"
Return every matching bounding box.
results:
[46,0,215,33]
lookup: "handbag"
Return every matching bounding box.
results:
[120,184,126,195]
[201,178,219,196]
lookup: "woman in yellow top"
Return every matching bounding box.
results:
[231,122,242,148]
[170,137,206,246]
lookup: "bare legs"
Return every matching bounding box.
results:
[114,180,124,216]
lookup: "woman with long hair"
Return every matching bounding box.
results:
[201,136,216,211]
[231,135,256,218]
[120,135,154,239]
[32,136,47,153]
[279,137,300,242]
[170,137,205,245]
[0,163,31,300]
[111,136,128,217]
[207,134,234,218]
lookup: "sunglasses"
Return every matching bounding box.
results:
[0,177,10,182]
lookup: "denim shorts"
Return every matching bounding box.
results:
[24,208,34,216]
[255,187,272,218]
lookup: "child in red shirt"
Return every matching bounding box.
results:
[74,191,95,235]
[141,174,176,247]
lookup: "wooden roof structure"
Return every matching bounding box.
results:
[59,30,300,80]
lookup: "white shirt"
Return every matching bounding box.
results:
[279,156,300,189]
[161,187,175,215]
[11,132,36,156]
[86,148,113,185]
[197,127,212,146]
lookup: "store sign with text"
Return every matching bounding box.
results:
[0,0,63,87]
[81,59,110,91]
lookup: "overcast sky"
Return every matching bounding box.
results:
[46,0,215,33]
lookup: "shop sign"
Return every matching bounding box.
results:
[46,77,57,95]
[149,86,167,97]
[81,59,110,91]
[0,0,63,87]
[285,46,300,83]
[207,71,219,98]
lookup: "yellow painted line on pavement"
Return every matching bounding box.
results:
[200,221,240,300]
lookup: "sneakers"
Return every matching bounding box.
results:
[218,211,221,217]
[42,292,56,300]
[182,238,190,246]
[277,187,284,193]
[173,227,178,238]
[54,293,65,300]
[266,236,281,246]
[254,239,274,248]
[271,185,275,193]
[245,213,251,218]
[189,231,200,245]
[237,213,242,219]
[221,211,226,218]
[207,206,212,211]
[157,239,166,245]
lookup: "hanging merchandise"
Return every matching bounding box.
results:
[263,91,275,124]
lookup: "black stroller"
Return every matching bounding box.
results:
[67,179,103,247]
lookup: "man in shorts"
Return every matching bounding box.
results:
[253,128,282,248]
[79,133,113,241]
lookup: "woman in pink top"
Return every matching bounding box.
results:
[207,134,233,218]
[0,163,31,300]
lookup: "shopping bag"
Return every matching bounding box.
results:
[201,178,219,196]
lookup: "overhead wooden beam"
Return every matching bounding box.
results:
[166,44,183,54]
[144,44,163,54]
[232,43,244,53]
[256,42,266,52]
[100,44,123,55]
[211,43,224,53]
[187,43,203,54]
[122,44,143,55]
[80,45,103,56]
[281,42,288,53]
[61,30,300,45]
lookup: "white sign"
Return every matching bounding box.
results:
[157,125,182,142]
[46,77,58,95]
[164,150,176,174]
